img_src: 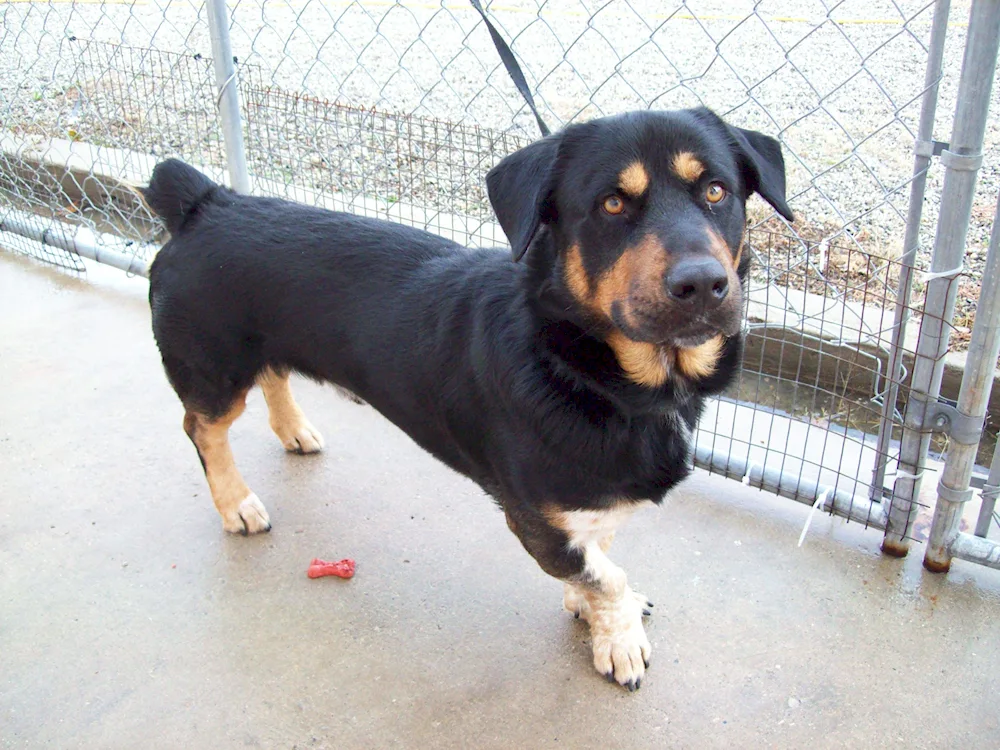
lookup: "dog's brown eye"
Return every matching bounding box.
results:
[602,195,625,215]
[705,183,727,204]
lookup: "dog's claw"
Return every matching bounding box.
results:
[574,611,580,619]
[605,672,615,683]
[643,658,650,669]
[627,680,636,692]
[642,608,652,617]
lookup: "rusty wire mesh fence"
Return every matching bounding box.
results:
[2,0,999,556]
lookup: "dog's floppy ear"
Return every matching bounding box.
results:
[486,134,561,262]
[727,125,795,222]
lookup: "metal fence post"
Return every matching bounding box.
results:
[869,0,951,507]
[975,431,1000,538]
[881,0,1000,557]
[924,188,1000,571]
[206,0,251,194]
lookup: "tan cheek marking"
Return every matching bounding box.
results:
[593,235,669,320]
[564,244,591,304]
[618,161,649,197]
[673,152,705,183]
[606,331,673,388]
[594,250,636,318]
[707,228,740,286]
[675,335,724,379]
[629,235,670,304]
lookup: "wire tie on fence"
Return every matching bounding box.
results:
[981,483,1000,502]
[892,469,925,482]
[921,264,963,282]
[798,489,830,548]
[215,71,238,110]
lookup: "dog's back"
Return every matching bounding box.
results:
[145,159,519,475]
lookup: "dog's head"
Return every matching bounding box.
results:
[487,108,792,382]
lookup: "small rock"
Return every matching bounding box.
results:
[788,697,801,709]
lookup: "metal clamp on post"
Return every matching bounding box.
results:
[940,149,984,172]
[937,479,974,504]
[913,139,948,158]
[903,392,984,445]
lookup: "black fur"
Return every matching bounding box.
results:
[146,107,790,585]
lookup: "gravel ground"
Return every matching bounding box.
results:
[2,0,998,295]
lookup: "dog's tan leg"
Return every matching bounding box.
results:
[183,393,271,535]
[563,531,649,622]
[257,367,324,454]
[574,533,653,689]
[511,504,653,690]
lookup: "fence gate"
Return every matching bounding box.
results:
[2,0,999,572]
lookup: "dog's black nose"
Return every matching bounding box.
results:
[666,257,729,309]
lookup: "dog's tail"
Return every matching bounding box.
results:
[142,158,222,236]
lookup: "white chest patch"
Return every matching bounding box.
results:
[559,502,653,550]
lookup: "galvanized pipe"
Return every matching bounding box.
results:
[694,444,888,530]
[869,0,952,506]
[882,0,1000,557]
[206,0,251,194]
[924,187,1000,571]
[0,209,151,277]
[974,435,1000,538]
[951,532,1000,570]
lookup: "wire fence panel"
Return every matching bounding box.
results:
[1,0,998,546]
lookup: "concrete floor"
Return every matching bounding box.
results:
[2,251,999,750]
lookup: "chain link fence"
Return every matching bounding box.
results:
[2,0,999,567]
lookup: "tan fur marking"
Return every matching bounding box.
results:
[564,243,590,304]
[606,332,672,388]
[593,235,669,320]
[734,239,744,269]
[618,161,650,196]
[258,367,324,453]
[676,335,724,379]
[184,392,270,534]
[673,151,705,183]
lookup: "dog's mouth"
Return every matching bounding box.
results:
[611,304,737,349]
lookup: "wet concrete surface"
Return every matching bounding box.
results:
[2,252,999,749]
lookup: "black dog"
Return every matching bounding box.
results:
[144,107,792,691]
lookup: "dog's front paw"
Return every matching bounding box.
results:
[565,583,652,623]
[564,582,592,621]
[222,493,272,535]
[273,419,324,454]
[588,587,652,692]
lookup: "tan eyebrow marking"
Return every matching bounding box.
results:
[673,152,705,183]
[617,161,649,196]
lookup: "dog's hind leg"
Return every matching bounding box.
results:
[257,367,324,454]
[183,391,271,535]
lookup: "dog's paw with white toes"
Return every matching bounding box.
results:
[588,587,653,692]
[222,493,272,535]
[274,420,324,454]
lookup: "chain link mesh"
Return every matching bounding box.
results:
[2,0,997,538]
